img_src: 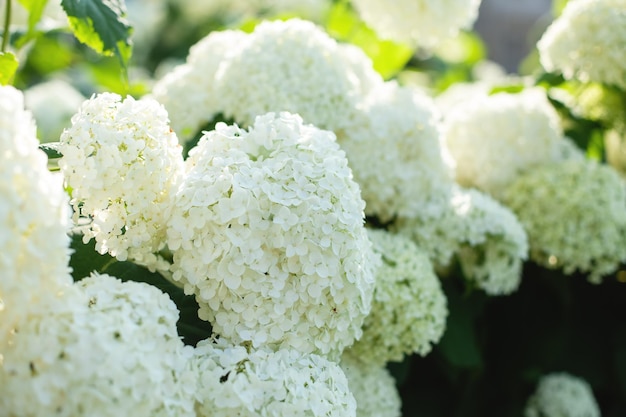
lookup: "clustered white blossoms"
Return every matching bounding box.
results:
[538,0,626,90]
[0,274,196,417]
[152,18,382,141]
[350,0,482,48]
[340,354,402,417]
[442,88,569,198]
[59,93,184,271]
[336,81,454,223]
[502,159,626,283]
[0,85,73,340]
[193,340,355,417]
[393,185,528,295]
[167,112,378,358]
[525,373,601,417]
[345,229,447,365]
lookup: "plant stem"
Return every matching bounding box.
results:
[2,0,11,52]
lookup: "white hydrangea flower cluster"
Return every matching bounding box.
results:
[151,30,247,140]
[152,18,382,141]
[0,85,73,340]
[0,273,196,417]
[59,93,184,270]
[345,229,447,365]
[442,89,568,198]
[193,340,356,417]
[451,187,529,295]
[538,0,626,90]
[525,373,601,417]
[167,112,377,358]
[350,0,482,49]
[393,186,528,295]
[503,159,626,283]
[337,81,454,223]
[340,353,401,417]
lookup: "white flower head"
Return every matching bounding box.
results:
[59,93,184,270]
[0,274,196,417]
[350,0,482,49]
[538,0,626,89]
[216,18,381,131]
[393,185,528,295]
[503,159,626,282]
[442,88,568,198]
[346,229,447,365]
[525,373,600,417]
[193,340,356,417]
[0,85,73,340]
[151,30,248,140]
[340,353,401,417]
[337,81,453,223]
[167,112,377,358]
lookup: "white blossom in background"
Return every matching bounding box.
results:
[451,186,528,295]
[24,79,86,143]
[525,373,601,417]
[345,229,447,365]
[216,19,382,131]
[0,85,73,342]
[151,30,247,141]
[337,81,454,223]
[167,112,377,358]
[538,0,626,90]
[0,0,66,31]
[193,340,356,417]
[442,89,568,198]
[350,0,482,49]
[59,93,184,271]
[340,354,401,417]
[153,18,382,141]
[503,159,626,283]
[0,274,196,417]
[393,185,528,295]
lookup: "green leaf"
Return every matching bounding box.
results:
[552,0,569,17]
[325,2,412,80]
[39,141,62,159]
[17,0,49,36]
[0,52,18,85]
[60,0,132,68]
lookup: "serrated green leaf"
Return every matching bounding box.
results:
[39,141,62,158]
[61,0,132,67]
[325,2,412,79]
[17,0,49,36]
[0,52,18,85]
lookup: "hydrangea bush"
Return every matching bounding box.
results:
[2,0,626,415]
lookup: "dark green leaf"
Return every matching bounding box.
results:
[60,0,132,67]
[39,141,62,159]
[0,52,18,85]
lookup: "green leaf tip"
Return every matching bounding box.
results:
[61,0,133,68]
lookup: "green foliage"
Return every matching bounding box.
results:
[60,0,132,68]
[325,1,412,80]
[0,51,18,84]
